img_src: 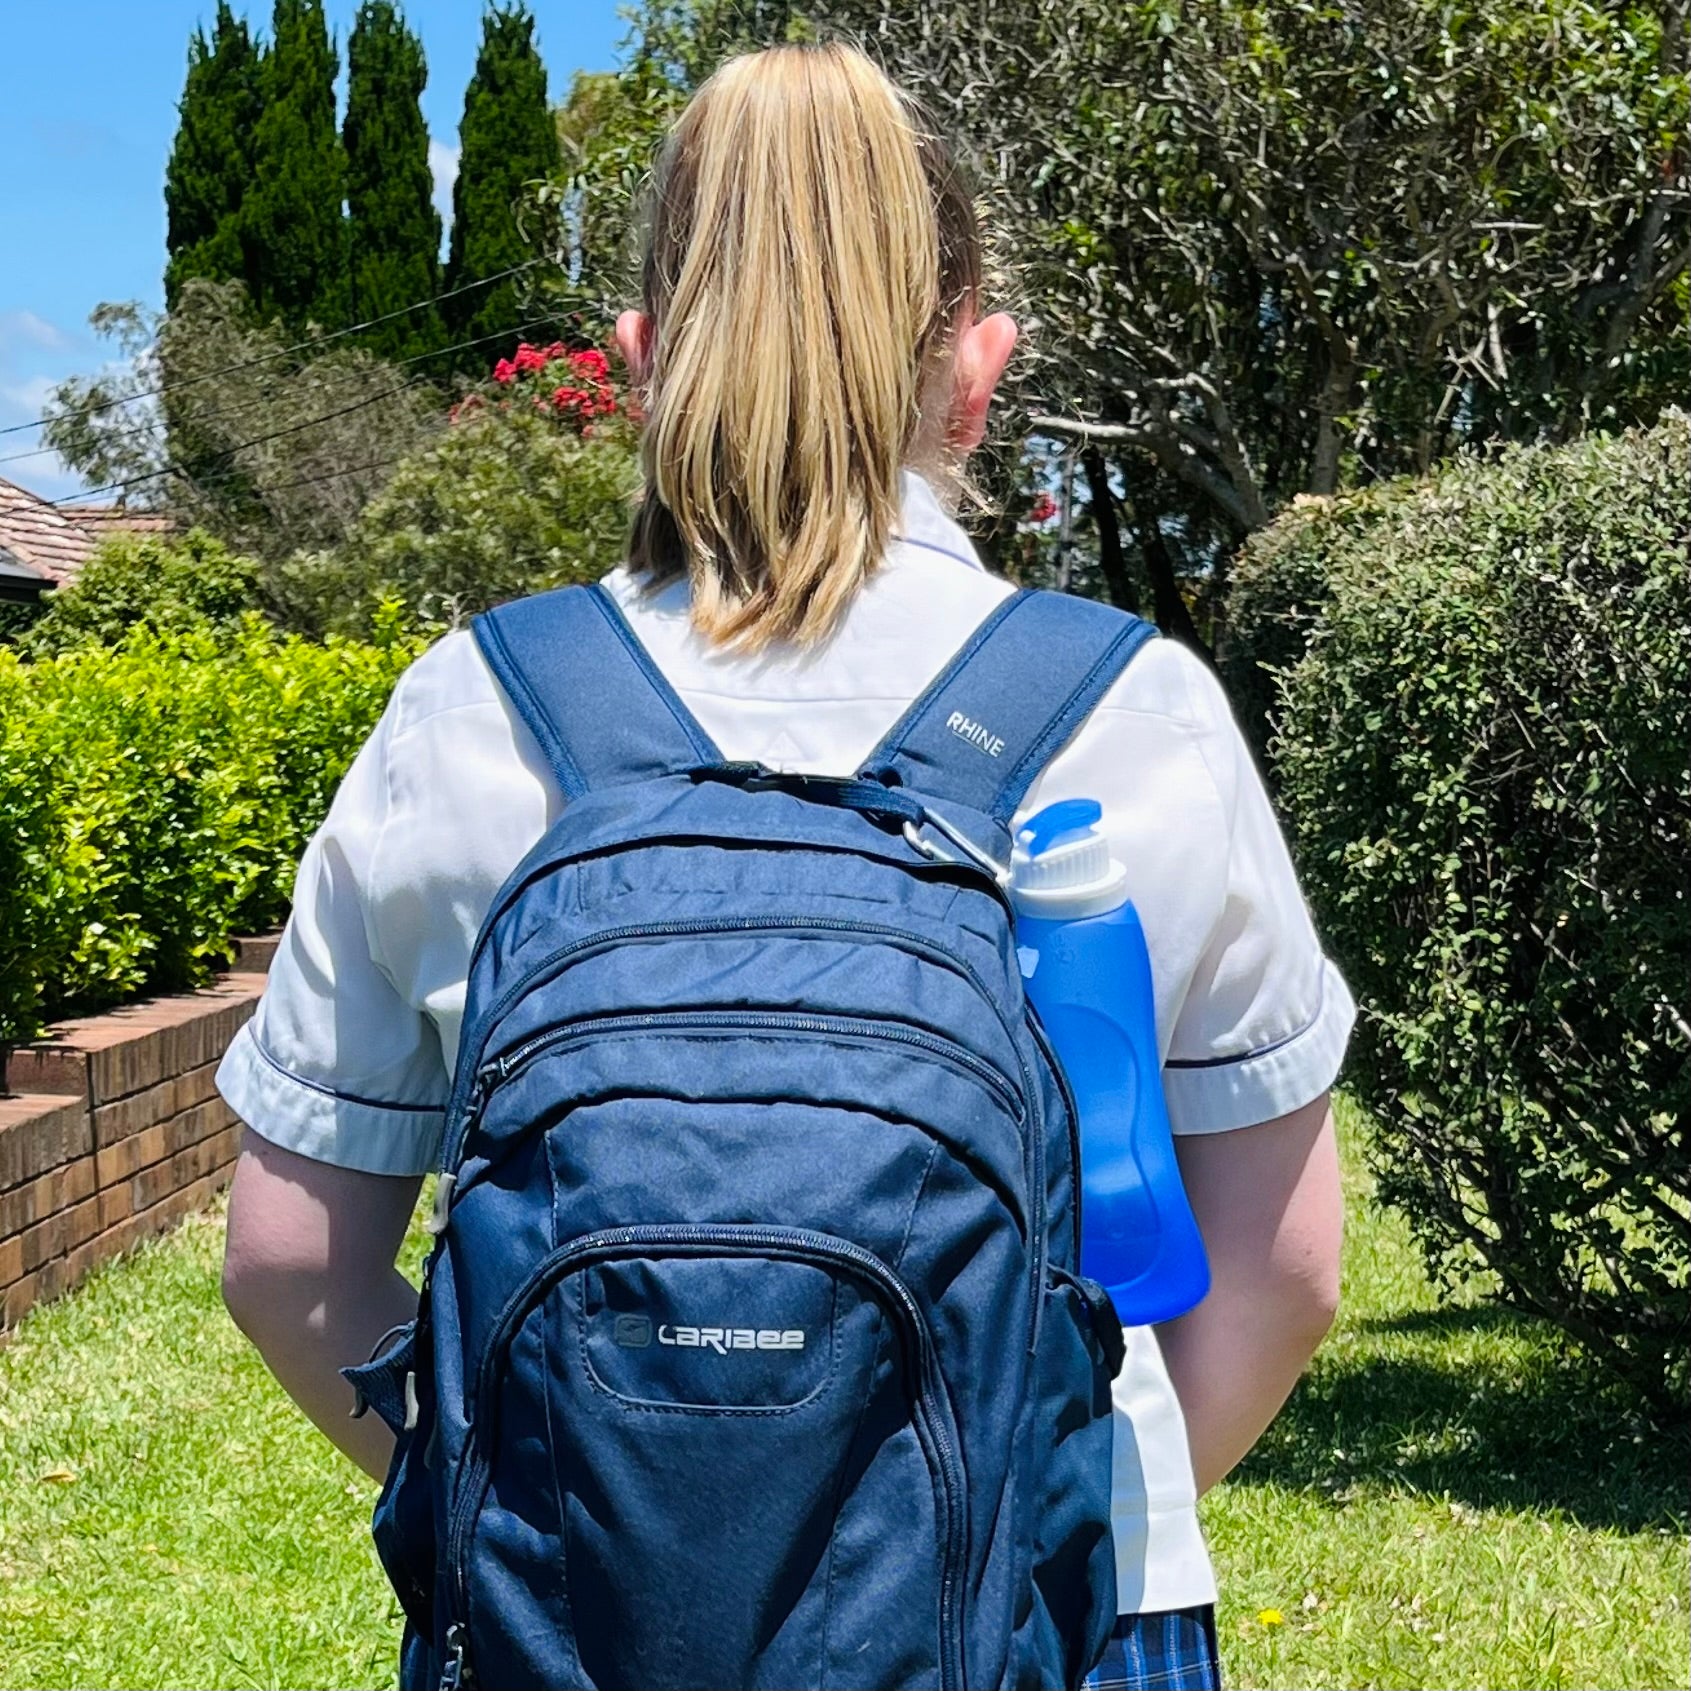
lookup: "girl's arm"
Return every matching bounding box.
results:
[1154,1093,1343,1494]
[222,1133,423,1481]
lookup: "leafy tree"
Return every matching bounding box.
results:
[43,282,443,567]
[19,530,264,658]
[243,0,348,329]
[642,0,1690,648]
[344,0,444,360]
[539,61,685,341]
[279,362,638,633]
[444,4,561,360]
[1239,412,1691,1414]
[164,1,265,307]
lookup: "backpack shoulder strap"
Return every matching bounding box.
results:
[862,588,1158,823]
[472,582,722,800]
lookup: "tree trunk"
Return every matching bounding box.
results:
[1310,356,1355,495]
[1081,448,1139,613]
[1132,477,1212,659]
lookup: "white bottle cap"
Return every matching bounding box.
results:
[1010,799,1129,921]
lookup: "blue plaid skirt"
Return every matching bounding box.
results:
[400,1608,1223,1689]
[1083,1605,1222,1690]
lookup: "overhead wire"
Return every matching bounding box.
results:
[0,258,549,442]
[0,300,556,470]
[45,317,557,507]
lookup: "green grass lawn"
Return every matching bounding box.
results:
[0,1100,1683,1690]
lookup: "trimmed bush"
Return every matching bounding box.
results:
[0,613,419,1048]
[20,528,266,658]
[1220,480,1423,755]
[1252,414,1690,1412]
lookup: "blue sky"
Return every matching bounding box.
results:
[0,0,626,499]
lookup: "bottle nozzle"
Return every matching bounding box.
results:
[1016,797,1103,858]
[1011,797,1128,918]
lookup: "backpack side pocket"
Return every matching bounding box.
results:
[344,1317,438,1641]
[1026,1268,1120,1687]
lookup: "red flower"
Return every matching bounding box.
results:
[491,357,517,385]
[1027,493,1059,524]
[513,343,550,373]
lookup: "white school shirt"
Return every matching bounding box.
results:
[218,470,1354,1615]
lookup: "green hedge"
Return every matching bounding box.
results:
[0,614,419,1049]
[1235,414,1690,1413]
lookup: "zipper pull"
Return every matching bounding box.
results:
[439,1623,468,1690]
[426,1172,457,1236]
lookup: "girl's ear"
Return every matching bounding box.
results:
[615,310,654,385]
[947,312,1019,454]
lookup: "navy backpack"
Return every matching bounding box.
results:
[344,581,1158,1690]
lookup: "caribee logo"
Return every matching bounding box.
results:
[946,711,1006,758]
[662,1324,805,1354]
[610,1313,805,1354]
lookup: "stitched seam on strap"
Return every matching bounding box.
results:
[475,611,591,800]
[990,614,1158,823]
[589,583,724,763]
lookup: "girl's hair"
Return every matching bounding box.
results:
[627,41,983,650]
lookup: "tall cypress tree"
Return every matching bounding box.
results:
[344,1,444,361]
[243,0,347,330]
[163,2,264,307]
[444,4,561,363]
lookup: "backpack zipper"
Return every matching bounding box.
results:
[1025,1009,1085,1269]
[482,1009,1023,1123]
[439,916,1048,1356]
[442,1224,969,1691]
[444,918,1034,1158]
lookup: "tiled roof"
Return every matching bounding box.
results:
[56,504,178,540]
[0,478,176,590]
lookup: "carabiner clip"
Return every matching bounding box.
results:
[902,811,1012,889]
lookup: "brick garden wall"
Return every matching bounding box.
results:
[0,936,276,1332]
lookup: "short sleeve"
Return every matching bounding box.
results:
[1161,659,1355,1136]
[216,692,449,1177]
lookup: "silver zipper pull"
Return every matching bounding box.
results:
[439,1623,468,1690]
[425,1172,456,1236]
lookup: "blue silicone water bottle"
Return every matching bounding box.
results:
[1012,798,1210,1324]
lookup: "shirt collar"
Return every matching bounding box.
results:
[893,468,986,573]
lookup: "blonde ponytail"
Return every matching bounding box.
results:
[627,41,982,649]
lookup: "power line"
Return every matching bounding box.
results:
[46,318,556,507]
[0,300,559,471]
[0,259,550,442]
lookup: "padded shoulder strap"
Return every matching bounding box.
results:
[472,583,721,800]
[862,589,1158,823]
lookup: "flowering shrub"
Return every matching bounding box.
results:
[469,341,622,431]
[280,400,640,637]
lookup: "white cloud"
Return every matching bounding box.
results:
[429,137,460,231]
[0,311,70,355]
[0,373,59,417]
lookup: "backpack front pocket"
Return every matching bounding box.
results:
[444,1226,965,1691]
